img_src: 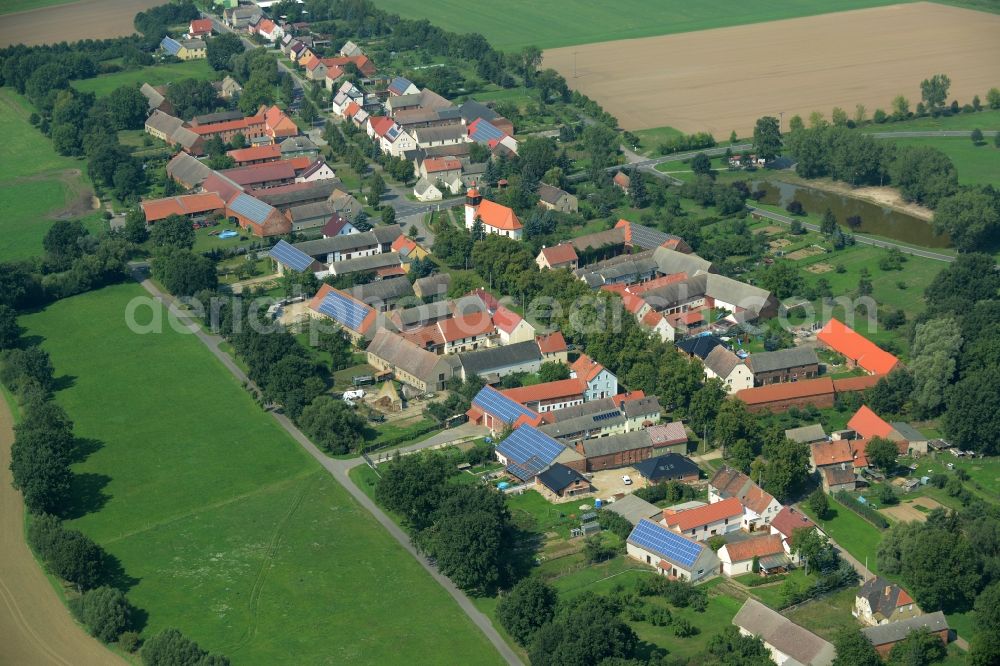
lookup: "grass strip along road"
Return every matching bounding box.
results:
[19,282,511,665]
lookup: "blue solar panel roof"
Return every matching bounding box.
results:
[229,194,273,224]
[496,424,564,469]
[316,289,372,332]
[471,120,504,143]
[268,240,314,272]
[161,37,181,56]
[628,519,704,568]
[473,386,537,425]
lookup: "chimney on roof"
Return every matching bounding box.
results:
[885,586,891,598]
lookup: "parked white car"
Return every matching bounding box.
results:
[622,475,632,486]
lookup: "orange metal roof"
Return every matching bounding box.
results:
[664,497,743,531]
[140,193,225,222]
[736,377,835,405]
[848,406,895,439]
[227,144,281,162]
[475,199,522,231]
[818,319,899,375]
[191,115,264,135]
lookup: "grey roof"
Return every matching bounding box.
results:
[862,611,948,646]
[254,181,341,208]
[540,411,626,440]
[420,143,472,159]
[414,273,451,297]
[890,422,927,442]
[286,200,335,222]
[733,599,835,666]
[451,294,488,317]
[294,225,401,258]
[347,276,414,306]
[574,252,659,288]
[704,273,772,315]
[857,577,917,621]
[785,424,827,444]
[386,92,422,112]
[603,494,662,525]
[644,274,708,310]
[166,152,212,188]
[330,252,402,275]
[280,136,318,153]
[537,183,570,205]
[747,347,819,374]
[653,246,713,276]
[398,300,452,327]
[413,125,467,144]
[578,430,651,457]
[571,228,626,253]
[140,83,165,111]
[458,340,542,377]
[366,328,455,386]
[634,453,700,482]
[413,177,438,195]
[627,222,679,251]
[676,335,724,360]
[145,110,183,136]
[228,194,275,224]
[458,100,499,123]
[703,345,744,379]
[169,126,201,150]
[193,110,243,125]
[621,396,661,420]
[536,463,589,493]
[546,397,618,422]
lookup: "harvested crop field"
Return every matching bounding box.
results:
[881,496,944,523]
[544,3,1000,136]
[0,0,165,47]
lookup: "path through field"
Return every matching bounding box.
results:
[0,398,125,666]
[0,0,166,47]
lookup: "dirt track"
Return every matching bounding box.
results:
[0,0,166,47]
[544,3,1000,136]
[0,398,124,666]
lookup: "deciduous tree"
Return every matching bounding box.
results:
[496,577,557,646]
[752,116,782,161]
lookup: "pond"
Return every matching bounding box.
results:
[753,180,950,248]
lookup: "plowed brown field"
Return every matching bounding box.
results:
[544,3,1000,136]
[0,0,166,47]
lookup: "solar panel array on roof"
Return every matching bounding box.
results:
[229,194,273,224]
[496,425,564,468]
[268,240,314,272]
[593,411,620,422]
[385,125,401,141]
[506,455,547,481]
[629,519,703,568]
[629,223,673,250]
[317,290,371,331]
[473,386,537,425]
[161,37,182,56]
[471,120,504,143]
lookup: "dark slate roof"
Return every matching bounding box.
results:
[861,612,948,646]
[458,341,541,377]
[193,110,244,125]
[634,453,700,481]
[536,463,588,493]
[346,276,413,305]
[459,100,499,123]
[676,335,724,360]
[747,347,819,374]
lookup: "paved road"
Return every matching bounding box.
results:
[867,130,997,138]
[0,399,126,666]
[746,206,956,263]
[132,267,522,665]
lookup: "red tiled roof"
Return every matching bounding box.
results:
[539,244,578,266]
[629,272,688,294]
[642,310,664,327]
[681,310,704,325]
[475,199,522,231]
[141,193,225,222]
[227,144,281,163]
[571,354,606,383]
[811,439,854,466]
[221,162,296,186]
[664,497,743,531]
[402,324,445,349]
[848,406,894,440]
[369,116,396,138]
[736,377,835,405]
[646,421,687,445]
[391,235,418,255]
[832,375,883,392]
[322,213,351,237]
[770,506,816,540]
[190,114,264,135]
[602,284,647,315]
[536,332,567,354]
[818,319,899,375]
[492,305,523,334]
[423,157,461,174]
[437,313,494,343]
[343,101,361,117]
[723,534,784,562]
[286,156,314,172]
[501,379,586,405]
[257,18,276,33]
[611,391,646,409]
[189,18,213,34]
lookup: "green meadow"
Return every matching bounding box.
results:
[71,59,217,97]
[887,136,1000,188]
[20,283,503,665]
[370,0,912,50]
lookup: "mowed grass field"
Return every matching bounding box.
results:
[887,137,1000,187]
[0,89,104,263]
[72,60,217,97]
[544,3,1000,134]
[370,0,906,50]
[0,0,76,16]
[20,284,504,665]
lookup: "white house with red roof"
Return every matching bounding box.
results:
[253,18,284,42]
[187,18,213,39]
[570,353,618,401]
[536,243,579,270]
[663,497,744,541]
[367,116,415,157]
[295,159,336,183]
[493,305,536,345]
[321,213,357,238]
[709,466,783,532]
[464,186,523,239]
[536,332,568,362]
[501,379,586,413]
[769,506,818,563]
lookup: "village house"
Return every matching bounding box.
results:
[226,192,291,237]
[734,599,835,666]
[285,225,402,267]
[458,341,544,384]
[223,6,258,29]
[702,346,754,393]
[501,380,586,414]
[295,159,336,184]
[227,144,281,166]
[785,424,828,445]
[574,430,656,472]
[769,506,818,563]
[536,332,569,363]
[535,463,593,500]
[367,116,416,157]
[709,467,782,532]
[365,329,459,393]
[187,18,213,39]
[219,75,243,100]
[166,151,212,189]
[634,453,699,485]
[414,274,451,301]
[663,497,743,541]
[387,76,420,96]
[308,284,377,343]
[626,519,718,582]
[861,613,948,657]
[401,312,495,355]
[645,422,689,456]
[613,170,631,193]
[854,577,923,626]
[536,183,578,213]
[746,347,820,385]
[160,36,206,60]
[346,277,414,312]
[536,244,579,271]
[718,534,788,576]
[493,305,535,345]
[570,354,618,401]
